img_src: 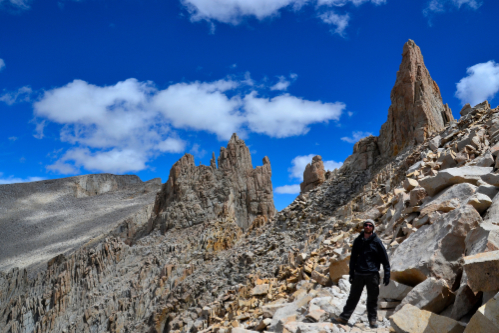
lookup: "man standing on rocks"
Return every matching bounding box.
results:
[333,219,390,329]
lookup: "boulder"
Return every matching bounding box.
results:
[419,166,492,196]
[262,303,290,318]
[460,103,472,116]
[282,322,338,333]
[379,280,413,301]
[341,135,380,171]
[429,135,442,151]
[391,206,481,286]
[470,151,495,167]
[467,193,493,213]
[463,292,499,333]
[329,255,350,284]
[395,277,455,313]
[463,250,499,292]
[420,183,477,216]
[409,187,427,207]
[390,304,465,333]
[465,222,499,256]
[403,178,419,192]
[437,150,457,170]
[481,173,499,187]
[477,184,499,200]
[251,284,270,296]
[450,272,482,320]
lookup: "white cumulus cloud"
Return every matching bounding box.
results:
[341,130,372,143]
[181,0,387,36]
[0,59,4,71]
[274,184,301,194]
[34,75,344,174]
[455,61,499,107]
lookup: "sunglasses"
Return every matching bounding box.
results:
[364,224,374,228]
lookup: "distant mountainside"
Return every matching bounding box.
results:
[2,40,499,333]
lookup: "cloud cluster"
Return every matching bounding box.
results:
[0,59,4,71]
[455,60,499,107]
[0,86,32,105]
[0,172,44,185]
[424,0,482,17]
[0,0,30,10]
[340,130,372,143]
[275,153,343,194]
[181,0,387,36]
[34,76,345,174]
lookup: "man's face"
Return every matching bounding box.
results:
[364,222,374,233]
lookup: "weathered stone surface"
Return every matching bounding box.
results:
[378,39,453,157]
[341,135,380,171]
[429,135,442,151]
[251,284,270,296]
[391,206,482,286]
[301,156,326,193]
[395,277,455,313]
[463,250,499,292]
[391,304,464,333]
[463,292,499,333]
[283,322,337,333]
[153,133,276,230]
[379,280,413,301]
[460,103,472,117]
[419,166,492,196]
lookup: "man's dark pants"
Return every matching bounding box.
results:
[340,273,379,321]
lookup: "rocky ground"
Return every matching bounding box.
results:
[2,39,499,333]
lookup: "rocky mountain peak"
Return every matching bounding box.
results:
[378,39,454,157]
[300,155,326,193]
[153,133,275,231]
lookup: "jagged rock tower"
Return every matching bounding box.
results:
[378,39,454,157]
[153,133,275,231]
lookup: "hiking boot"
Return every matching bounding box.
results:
[331,314,348,325]
[369,319,378,328]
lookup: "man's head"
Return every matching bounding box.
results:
[363,219,375,235]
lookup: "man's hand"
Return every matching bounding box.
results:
[349,275,354,284]
[383,272,390,286]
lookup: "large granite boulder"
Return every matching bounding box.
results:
[378,39,454,157]
[464,292,499,333]
[394,277,454,313]
[463,250,499,293]
[391,205,482,286]
[390,304,464,333]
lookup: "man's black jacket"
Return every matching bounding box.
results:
[349,232,390,278]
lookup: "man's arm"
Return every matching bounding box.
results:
[377,240,391,285]
[349,238,359,276]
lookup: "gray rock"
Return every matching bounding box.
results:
[463,250,499,292]
[477,184,499,200]
[391,206,482,287]
[419,166,493,196]
[394,278,455,314]
[379,280,413,301]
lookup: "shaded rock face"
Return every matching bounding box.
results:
[378,39,454,157]
[342,135,380,171]
[153,133,275,231]
[300,155,326,193]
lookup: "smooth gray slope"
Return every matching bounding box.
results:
[0,173,161,273]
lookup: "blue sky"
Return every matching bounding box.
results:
[1,0,498,210]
